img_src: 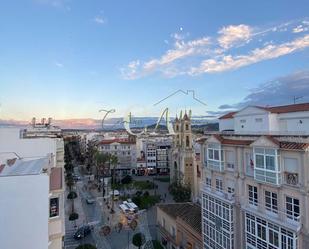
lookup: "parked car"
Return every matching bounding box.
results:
[86,197,95,204]
[73,175,81,181]
[73,225,91,240]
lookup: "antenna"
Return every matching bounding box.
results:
[293,96,303,104]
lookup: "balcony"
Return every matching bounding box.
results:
[202,183,235,203]
[284,172,299,186]
[242,203,302,232]
[206,160,224,172]
[254,169,281,185]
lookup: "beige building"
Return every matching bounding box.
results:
[172,111,202,202]
[156,203,202,249]
[200,103,309,249]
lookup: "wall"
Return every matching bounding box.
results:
[219,118,234,131]
[0,174,49,249]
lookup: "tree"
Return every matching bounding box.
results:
[169,182,191,202]
[67,191,78,212]
[69,212,79,227]
[121,175,132,185]
[66,175,75,191]
[110,154,118,213]
[95,152,109,196]
[132,233,146,249]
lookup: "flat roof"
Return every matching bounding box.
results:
[0,157,48,176]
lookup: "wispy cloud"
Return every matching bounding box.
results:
[94,16,106,25]
[218,70,309,110]
[218,24,252,49]
[121,18,309,79]
[34,0,70,10]
[190,35,309,74]
[55,61,64,68]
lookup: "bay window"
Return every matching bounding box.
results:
[254,148,280,185]
[207,143,224,171]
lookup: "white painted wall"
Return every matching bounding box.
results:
[219,118,234,131]
[278,111,309,135]
[0,128,57,165]
[0,174,49,249]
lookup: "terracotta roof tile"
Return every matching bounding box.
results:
[263,103,309,114]
[218,111,237,119]
[280,142,309,150]
[157,203,201,234]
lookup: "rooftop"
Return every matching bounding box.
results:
[0,157,49,176]
[219,102,309,119]
[157,202,201,234]
[203,134,309,151]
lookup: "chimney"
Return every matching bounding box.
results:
[41,118,46,125]
[48,117,52,125]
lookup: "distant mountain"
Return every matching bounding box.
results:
[0,116,218,130]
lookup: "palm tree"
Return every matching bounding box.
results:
[110,154,118,213]
[95,152,109,196]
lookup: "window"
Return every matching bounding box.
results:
[248,185,258,206]
[171,226,176,238]
[240,119,246,123]
[50,197,59,218]
[176,125,179,131]
[227,187,234,193]
[254,148,280,185]
[206,177,212,187]
[265,191,278,213]
[216,179,223,191]
[245,213,297,249]
[186,136,190,147]
[185,124,189,130]
[162,217,166,228]
[286,196,300,221]
[255,118,263,122]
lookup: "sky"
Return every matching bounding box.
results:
[0,0,309,122]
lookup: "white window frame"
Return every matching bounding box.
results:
[265,190,278,214]
[216,178,223,192]
[253,147,280,185]
[248,185,258,206]
[286,196,300,222]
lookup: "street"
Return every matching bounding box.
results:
[64,168,174,249]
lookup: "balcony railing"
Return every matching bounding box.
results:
[202,184,235,202]
[206,160,224,172]
[285,173,299,186]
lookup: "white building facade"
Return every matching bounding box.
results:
[201,102,309,249]
[0,127,65,249]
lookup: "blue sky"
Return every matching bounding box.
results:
[0,0,308,121]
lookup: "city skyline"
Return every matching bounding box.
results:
[0,0,309,122]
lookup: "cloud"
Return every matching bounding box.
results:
[34,0,69,9]
[120,60,140,80]
[122,36,210,79]
[218,70,309,109]
[55,61,64,68]
[94,16,106,25]
[190,35,309,74]
[218,24,252,49]
[122,18,309,79]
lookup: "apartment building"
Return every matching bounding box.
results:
[0,127,65,249]
[200,103,309,249]
[97,135,137,176]
[156,203,202,249]
[136,135,172,175]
